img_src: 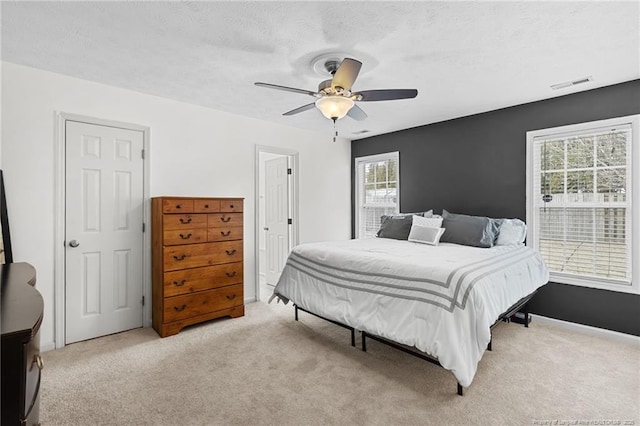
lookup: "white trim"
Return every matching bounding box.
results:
[354,151,400,239]
[526,114,639,295]
[53,113,66,349]
[530,314,640,346]
[254,145,300,302]
[54,112,151,349]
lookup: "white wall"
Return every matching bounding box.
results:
[0,62,351,349]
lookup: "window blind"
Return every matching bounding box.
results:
[355,153,399,238]
[532,124,632,284]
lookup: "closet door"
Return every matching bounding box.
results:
[65,120,144,344]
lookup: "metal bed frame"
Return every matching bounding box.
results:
[293,291,537,396]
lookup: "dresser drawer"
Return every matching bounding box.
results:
[208,213,243,228]
[163,240,243,271]
[163,262,243,297]
[163,214,208,230]
[163,228,208,246]
[208,226,243,242]
[163,284,244,322]
[163,199,194,213]
[221,199,243,212]
[194,199,221,213]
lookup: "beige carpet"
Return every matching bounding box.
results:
[41,301,639,425]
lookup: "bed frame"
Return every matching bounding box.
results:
[293,290,537,396]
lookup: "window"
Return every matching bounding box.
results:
[355,152,399,238]
[527,115,639,294]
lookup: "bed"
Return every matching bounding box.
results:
[270,237,549,394]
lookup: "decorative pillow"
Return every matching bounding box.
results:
[495,219,527,246]
[408,225,446,246]
[376,215,413,240]
[440,210,499,248]
[412,214,443,229]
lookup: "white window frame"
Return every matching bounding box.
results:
[526,114,640,294]
[355,152,400,239]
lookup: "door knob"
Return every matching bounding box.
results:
[69,240,80,248]
[263,227,269,231]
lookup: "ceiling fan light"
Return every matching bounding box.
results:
[315,96,355,120]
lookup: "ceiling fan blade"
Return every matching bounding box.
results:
[355,89,418,101]
[347,104,367,121]
[331,58,362,91]
[283,103,316,116]
[255,82,317,97]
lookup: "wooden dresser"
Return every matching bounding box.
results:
[1,262,43,426]
[152,197,244,337]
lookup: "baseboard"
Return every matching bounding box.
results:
[530,314,640,345]
[40,341,56,352]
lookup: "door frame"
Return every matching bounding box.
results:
[254,145,299,301]
[54,112,151,349]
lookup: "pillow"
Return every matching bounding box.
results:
[440,210,499,248]
[392,209,434,218]
[421,209,434,218]
[490,218,504,244]
[495,219,527,246]
[376,215,413,240]
[408,225,446,246]
[412,214,443,229]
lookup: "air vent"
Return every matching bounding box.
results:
[353,130,370,135]
[551,76,593,90]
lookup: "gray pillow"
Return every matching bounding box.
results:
[377,215,414,240]
[440,210,499,248]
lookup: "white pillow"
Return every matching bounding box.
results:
[495,219,527,245]
[408,224,446,246]
[412,214,443,229]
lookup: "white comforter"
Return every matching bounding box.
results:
[272,238,549,387]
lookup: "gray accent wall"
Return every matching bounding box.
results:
[351,79,640,336]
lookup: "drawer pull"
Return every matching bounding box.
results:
[226,294,237,300]
[220,216,231,223]
[204,204,209,208]
[179,233,192,239]
[30,354,44,371]
[176,204,182,209]
[173,254,187,261]
[173,279,187,286]
[179,217,192,224]
[174,304,187,312]
[225,249,237,256]
[221,230,231,236]
[230,204,235,209]
[225,271,237,278]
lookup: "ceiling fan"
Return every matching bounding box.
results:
[255,58,418,122]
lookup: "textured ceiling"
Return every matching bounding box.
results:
[2,1,639,140]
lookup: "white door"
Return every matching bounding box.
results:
[65,120,144,344]
[265,156,290,285]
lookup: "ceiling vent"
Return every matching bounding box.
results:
[551,76,593,90]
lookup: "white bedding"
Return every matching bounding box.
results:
[271,238,549,387]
